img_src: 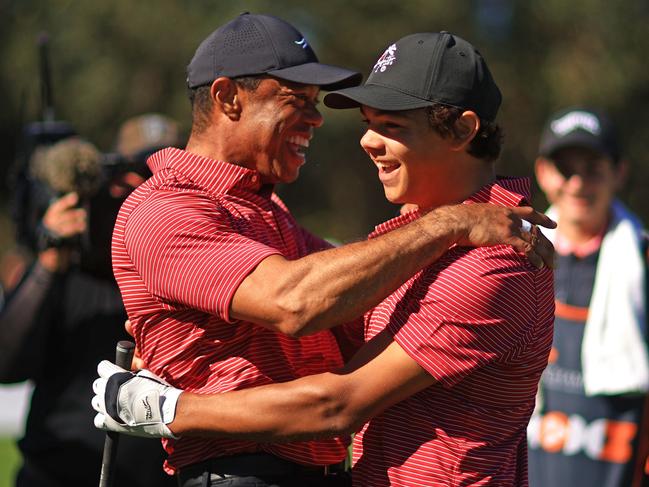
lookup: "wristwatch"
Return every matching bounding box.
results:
[35,222,65,252]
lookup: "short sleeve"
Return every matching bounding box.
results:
[299,226,336,253]
[124,191,280,322]
[388,245,539,388]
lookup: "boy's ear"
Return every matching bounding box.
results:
[450,111,480,151]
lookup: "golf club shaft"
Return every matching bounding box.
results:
[98,340,135,487]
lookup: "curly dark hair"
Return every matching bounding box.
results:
[188,76,263,134]
[426,104,503,162]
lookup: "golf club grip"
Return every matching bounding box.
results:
[98,340,136,487]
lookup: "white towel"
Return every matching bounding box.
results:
[544,200,649,395]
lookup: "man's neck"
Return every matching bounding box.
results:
[185,135,225,162]
[185,128,252,169]
[555,215,609,256]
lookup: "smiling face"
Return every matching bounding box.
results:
[535,146,624,232]
[238,77,323,184]
[360,106,484,209]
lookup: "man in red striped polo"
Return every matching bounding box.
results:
[97,21,555,487]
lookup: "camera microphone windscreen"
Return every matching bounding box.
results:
[29,137,103,199]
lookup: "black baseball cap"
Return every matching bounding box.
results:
[324,32,502,121]
[187,13,361,91]
[538,107,620,162]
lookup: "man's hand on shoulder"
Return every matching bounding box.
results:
[432,204,556,269]
[92,360,182,439]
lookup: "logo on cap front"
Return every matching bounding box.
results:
[551,111,601,136]
[373,44,397,73]
[294,38,309,49]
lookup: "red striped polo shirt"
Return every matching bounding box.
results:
[353,178,555,487]
[112,148,348,475]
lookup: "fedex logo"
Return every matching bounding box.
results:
[528,412,637,463]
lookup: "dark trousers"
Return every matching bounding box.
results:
[177,453,351,487]
[16,462,57,487]
[178,474,351,487]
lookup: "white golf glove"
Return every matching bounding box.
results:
[92,360,182,439]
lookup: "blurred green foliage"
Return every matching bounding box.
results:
[0,438,20,487]
[1,0,648,244]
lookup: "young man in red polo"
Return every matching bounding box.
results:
[94,31,554,486]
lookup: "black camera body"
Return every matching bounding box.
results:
[12,121,77,252]
[12,122,141,255]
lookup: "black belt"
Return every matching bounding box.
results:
[178,452,347,485]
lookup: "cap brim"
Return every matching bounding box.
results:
[324,84,434,110]
[540,132,613,159]
[268,62,362,91]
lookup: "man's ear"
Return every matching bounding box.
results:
[613,158,629,192]
[450,111,480,151]
[534,156,562,205]
[210,77,241,120]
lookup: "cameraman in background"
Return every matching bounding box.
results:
[0,114,179,487]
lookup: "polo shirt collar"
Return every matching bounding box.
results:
[147,147,264,196]
[370,177,531,238]
[466,176,530,207]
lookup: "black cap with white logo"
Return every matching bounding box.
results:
[539,107,620,162]
[324,32,502,121]
[187,13,362,91]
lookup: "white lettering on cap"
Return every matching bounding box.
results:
[373,44,397,73]
[550,111,601,136]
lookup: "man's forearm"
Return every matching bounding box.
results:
[232,205,463,336]
[277,208,460,335]
[233,203,550,337]
[172,372,358,442]
[94,362,359,442]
